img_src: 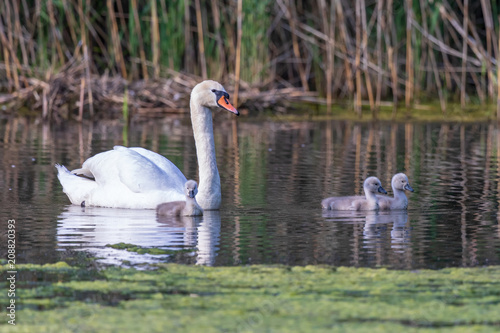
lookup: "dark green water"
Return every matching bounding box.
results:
[1,116,499,269]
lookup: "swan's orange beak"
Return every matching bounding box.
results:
[217,96,239,116]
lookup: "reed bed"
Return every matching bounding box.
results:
[0,0,499,120]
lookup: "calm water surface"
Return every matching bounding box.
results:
[1,116,500,269]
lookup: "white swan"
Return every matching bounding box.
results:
[56,80,239,209]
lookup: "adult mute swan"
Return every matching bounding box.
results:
[322,176,387,211]
[56,80,239,209]
[156,180,203,216]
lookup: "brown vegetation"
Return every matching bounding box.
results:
[0,1,499,120]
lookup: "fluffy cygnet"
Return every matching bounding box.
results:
[377,173,414,210]
[322,176,387,211]
[156,180,203,216]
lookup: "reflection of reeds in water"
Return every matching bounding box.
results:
[2,118,500,267]
[1,1,500,119]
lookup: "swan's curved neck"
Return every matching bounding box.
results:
[364,189,377,202]
[364,188,379,209]
[190,102,221,210]
[392,187,408,202]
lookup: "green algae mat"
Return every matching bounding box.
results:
[1,262,500,332]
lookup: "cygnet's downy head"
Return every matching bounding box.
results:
[364,176,387,195]
[185,180,199,199]
[190,80,239,116]
[391,173,414,192]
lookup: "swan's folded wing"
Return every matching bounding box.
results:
[126,147,187,181]
[112,147,178,193]
[79,147,179,194]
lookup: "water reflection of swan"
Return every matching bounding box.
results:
[57,205,221,266]
[322,210,410,252]
[363,211,409,252]
[195,211,221,266]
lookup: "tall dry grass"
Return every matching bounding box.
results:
[0,0,499,119]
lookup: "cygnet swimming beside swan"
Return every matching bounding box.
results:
[157,180,203,216]
[322,176,387,211]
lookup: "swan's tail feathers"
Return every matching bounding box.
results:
[55,164,97,206]
[70,167,95,180]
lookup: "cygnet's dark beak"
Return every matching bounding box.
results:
[188,190,195,198]
[378,186,388,194]
[404,183,414,192]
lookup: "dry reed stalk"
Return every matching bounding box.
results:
[327,1,336,111]
[131,0,148,79]
[78,77,85,121]
[35,0,43,66]
[419,0,446,113]
[115,0,129,43]
[360,0,374,114]
[3,0,20,91]
[12,0,28,68]
[440,5,492,70]
[63,1,78,47]
[480,0,495,99]
[20,0,36,65]
[281,0,309,90]
[332,1,353,95]
[375,0,383,113]
[461,6,490,104]
[387,0,398,116]
[151,0,160,78]
[317,0,332,110]
[194,0,207,79]
[497,16,500,120]
[460,0,469,108]
[84,45,94,117]
[107,0,127,78]
[4,1,13,52]
[469,71,485,103]
[221,4,236,71]
[47,0,65,65]
[78,0,86,55]
[184,0,194,73]
[210,0,225,80]
[0,27,13,93]
[233,0,243,106]
[441,2,491,102]
[354,0,362,117]
[434,26,457,90]
[405,0,413,110]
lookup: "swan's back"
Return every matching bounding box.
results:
[57,146,188,209]
[80,146,187,192]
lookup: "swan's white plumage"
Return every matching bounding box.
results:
[56,80,238,209]
[56,146,187,209]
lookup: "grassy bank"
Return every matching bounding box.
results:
[1,1,500,120]
[1,261,500,332]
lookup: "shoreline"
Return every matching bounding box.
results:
[1,261,499,332]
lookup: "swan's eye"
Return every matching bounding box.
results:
[211,89,216,93]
